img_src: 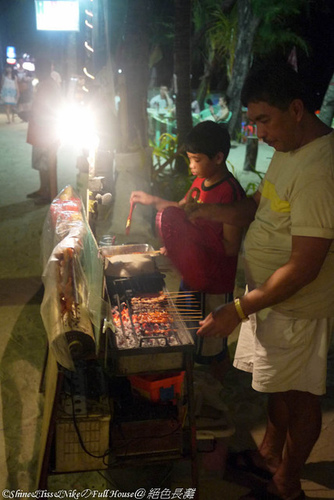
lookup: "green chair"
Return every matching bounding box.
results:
[199,107,216,121]
[217,110,232,124]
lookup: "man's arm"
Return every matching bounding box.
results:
[161,88,173,108]
[222,224,244,256]
[188,191,260,228]
[197,235,333,337]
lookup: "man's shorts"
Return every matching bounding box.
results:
[233,307,333,395]
[32,145,57,172]
[32,146,49,172]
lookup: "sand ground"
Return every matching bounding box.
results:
[0,112,333,498]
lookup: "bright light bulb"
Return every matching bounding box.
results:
[57,104,99,152]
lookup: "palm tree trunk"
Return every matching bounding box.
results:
[197,47,217,109]
[227,0,260,139]
[174,0,193,174]
[122,0,150,150]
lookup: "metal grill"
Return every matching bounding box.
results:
[109,287,194,352]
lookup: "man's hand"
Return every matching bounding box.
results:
[188,196,259,228]
[187,203,218,221]
[209,105,217,120]
[197,302,241,338]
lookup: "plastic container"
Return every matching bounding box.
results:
[129,371,185,403]
[98,235,115,247]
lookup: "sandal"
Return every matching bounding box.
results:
[27,190,43,199]
[34,196,51,205]
[227,449,273,481]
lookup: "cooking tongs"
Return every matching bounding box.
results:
[125,201,136,235]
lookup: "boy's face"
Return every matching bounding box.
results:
[187,152,223,178]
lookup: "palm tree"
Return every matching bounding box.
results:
[174,0,193,174]
[191,0,310,138]
[192,0,238,108]
[226,0,260,137]
[319,71,334,126]
[227,0,310,137]
[121,0,150,150]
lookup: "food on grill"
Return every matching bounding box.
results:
[111,293,181,349]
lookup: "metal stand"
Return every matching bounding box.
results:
[36,347,198,497]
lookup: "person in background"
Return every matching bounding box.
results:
[209,95,230,122]
[130,121,245,380]
[0,66,19,124]
[150,85,173,112]
[191,91,201,114]
[16,61,34,123]
[51,62,62,88]
[26,57,62,204]
[192,61,334,500]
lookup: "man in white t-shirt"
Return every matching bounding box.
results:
[150,85,173,112]
[189,61,334,500]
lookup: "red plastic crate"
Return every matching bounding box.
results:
[129,371,185,403]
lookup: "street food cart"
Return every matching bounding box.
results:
[36,186,198,491]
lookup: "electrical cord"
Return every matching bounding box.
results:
[67,372,186,467]
[110,418,182,460]
[69,376,112,465]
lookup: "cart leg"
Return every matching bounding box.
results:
[185,353,199,499]
[36,353,64,489]
[39,344,49,393]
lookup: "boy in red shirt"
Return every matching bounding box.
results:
[130,121,245,374]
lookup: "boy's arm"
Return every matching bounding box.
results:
[130,191,180,212]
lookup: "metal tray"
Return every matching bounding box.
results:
[100,244,154,257]
[102,244,157,278]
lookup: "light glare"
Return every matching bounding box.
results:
[57,104,99,151]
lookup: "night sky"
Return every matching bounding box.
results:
[295,0,334,107]
[0,0,334,105]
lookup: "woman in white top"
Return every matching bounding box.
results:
[1,66,19,124]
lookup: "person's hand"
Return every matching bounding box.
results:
[197,302,241,338]
[183,187,200,216]
[183,200,200,216]
[159,246,168,256]
[187,203,215,221]
[130,191,154,206]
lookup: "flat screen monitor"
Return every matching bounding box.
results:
[35,0,80,31]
